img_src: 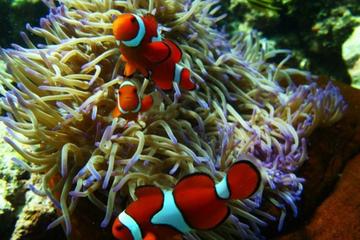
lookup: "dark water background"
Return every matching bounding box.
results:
[0,1,47,48]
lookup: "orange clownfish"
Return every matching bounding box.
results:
[112,13,196,91]
[112,160,262,240]
[112,81,153,120]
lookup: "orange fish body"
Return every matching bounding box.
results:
[113,13,196,91]
[112,161,262,240]
[112,81,153,120]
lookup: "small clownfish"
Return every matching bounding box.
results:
[112,160,262,240]
[112,13,196,91]
[112,81,153,120]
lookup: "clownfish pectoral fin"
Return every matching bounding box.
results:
[143,232,157,240]
[171,234,184,240]
[174,173,215,192]
[140,95,153,112]
[135,185,162,199]
[143,14,158,33]
[143,41,171,63]
[120,54,128,63]
[124,63,137,77]
[193,206,230,230]
[112,106,122,118]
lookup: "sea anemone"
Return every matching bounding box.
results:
[0,0,346,239]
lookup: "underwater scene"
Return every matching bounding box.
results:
[0,0,359,239]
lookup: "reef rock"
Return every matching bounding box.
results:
[342,25,360,89]
[275,154,360,240]
[228,0,360,83]
[0,122,28,240]
[10,175,64,240]
[305,154,360,239]
[273,80,360,239]
[0,122,63,240]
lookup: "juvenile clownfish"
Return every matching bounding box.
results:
[112,13,196,91]
[112,160,262,240]
[112,81,153,120]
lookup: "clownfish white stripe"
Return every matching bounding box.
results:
[151,28,162,42]
[122,14,146,47]
[151,190,192,233]
[215,175,230,199]
[120,81,136,88]
[117,95,142,114]
[118,211,143,240]
[117,81,141,114]
[133,97,142,113]
[173,64,183,84]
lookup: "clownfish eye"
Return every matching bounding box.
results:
[130,16,136,23]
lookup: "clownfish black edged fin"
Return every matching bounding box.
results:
[208,206,231,230]
[187,205,231,230]
[143,41,171,63]
[227,160,262,200]
[164,39,182,63]
[135,185,162,199]
[174,172,215,193]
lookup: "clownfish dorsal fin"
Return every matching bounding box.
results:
[134,185,162,199]
[143,41,171,63]
[174,173,215,193]
[143,14,158,31]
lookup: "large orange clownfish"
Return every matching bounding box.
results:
[112,81,153,121]
[112,13,196,91]
[112,160,262,240]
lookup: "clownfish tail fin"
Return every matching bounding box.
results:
[179,68,196,91]
[215,161,261,200]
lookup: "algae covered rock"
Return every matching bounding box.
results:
[0,121,62,240]
[10,175,63,240]
[227,0,360,83]
[0,122,28,240]
[342,25,360,89]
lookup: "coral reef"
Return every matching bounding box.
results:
[11,175,63,240]
[227,0,360,84]
[0,0,346,239]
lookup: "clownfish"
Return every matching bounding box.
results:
[112,13,196,91]
[112,160,262,240]
[112,81,153,120]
